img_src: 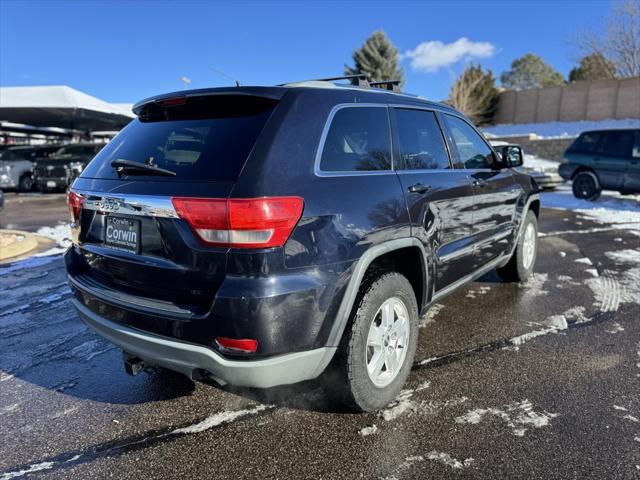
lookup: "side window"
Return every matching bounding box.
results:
[597,131,634,157]
[394,109,450,170]
[319,106,391,172]
[570,132,602,153]
[442,114,494,169]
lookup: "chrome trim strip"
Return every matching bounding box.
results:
[314,103,395,178]
[74,190,179,218]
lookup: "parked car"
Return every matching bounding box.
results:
[559,128,640,200]
[34,143,104,192]
[0,145,59,191]
[64,80,541,411]
[490,141,563,189]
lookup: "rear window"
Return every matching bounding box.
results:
[319,106,391,172]
[569,132,602,153]
[81,95,277,182]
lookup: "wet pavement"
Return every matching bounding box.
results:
[0,195,639,479]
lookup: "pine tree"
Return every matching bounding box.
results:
[569,53,617,82]
[500,53,565,90]
[448,65,499,125]
[345,30,404,86]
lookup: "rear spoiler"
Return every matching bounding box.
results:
[132,87,287,117]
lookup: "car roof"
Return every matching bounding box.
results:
[580,128,639,135]
[132,82,459,116]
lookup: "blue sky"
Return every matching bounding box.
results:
[0,0,613,104]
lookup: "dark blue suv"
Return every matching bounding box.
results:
[64,79,541,411]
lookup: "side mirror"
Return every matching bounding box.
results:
[499,145,524,168]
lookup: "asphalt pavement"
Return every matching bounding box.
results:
[0,194,638,479]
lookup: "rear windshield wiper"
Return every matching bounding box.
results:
[111,159,176,177]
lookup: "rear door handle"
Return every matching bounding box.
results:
[472,179,487,187]
[407,183,431,194]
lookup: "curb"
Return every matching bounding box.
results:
[0,230,55,262]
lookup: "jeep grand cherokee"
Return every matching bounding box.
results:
[65,79,540,411]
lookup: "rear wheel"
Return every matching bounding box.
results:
[326,271,419,412]
[572,171,601,201]
[18,174,33,192]
[498,210,538,282]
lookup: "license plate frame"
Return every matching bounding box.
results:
[104,216,141,254]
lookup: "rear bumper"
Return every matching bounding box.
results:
[72,299,335,388]
[532,172,563,188]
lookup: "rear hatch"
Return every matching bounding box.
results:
[69,91,282,314]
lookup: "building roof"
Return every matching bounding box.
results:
[0,85,134,131]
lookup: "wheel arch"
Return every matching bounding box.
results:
[325,238,428,347]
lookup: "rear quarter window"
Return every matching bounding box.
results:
[319,106,392,173]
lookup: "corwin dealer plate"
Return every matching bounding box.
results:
[105,216,140,253]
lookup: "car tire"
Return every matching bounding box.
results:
[325,271,419,412]
[497,210,538,283]
[572,171,601,201]
[18,175,33,192]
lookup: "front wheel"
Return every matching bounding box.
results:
[18,175,34,192]
[498,210,538,282]
[326,272,419,412]
[572,171,601,201]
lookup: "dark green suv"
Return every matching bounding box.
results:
[559,128,640,200]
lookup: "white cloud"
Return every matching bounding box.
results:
[403,37,496,72]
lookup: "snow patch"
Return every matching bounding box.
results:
[558,251,566,257]
[36,224,72,248]
[420,303,444,328]
[586,268,640,312]
[519,273,548,297]
[0,461,55,480]
[605,322,625,334]
[605,249,640,264]
[378,389,468,422]
[585,268,599,278]
[426,451,474,469]
[359,424,378,436]
[575,257,593,265]
[172,404,270,434]
[455,399,559,436]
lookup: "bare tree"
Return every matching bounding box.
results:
[574,0,640,78]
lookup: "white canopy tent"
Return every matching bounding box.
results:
[0,86,134,132]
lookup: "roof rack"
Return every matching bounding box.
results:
[369,80,401,92]
[281,74,403,93]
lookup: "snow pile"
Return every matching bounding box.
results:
[455,399,559,437]
[482,118,640,138]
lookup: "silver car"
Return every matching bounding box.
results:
[490,141,563,189]
[0,145,59,192]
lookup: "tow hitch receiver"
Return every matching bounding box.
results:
[124,355,145,376]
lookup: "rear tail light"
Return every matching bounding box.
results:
[171,196,303,248]
[215,337,258,355]
[67,190,85,222]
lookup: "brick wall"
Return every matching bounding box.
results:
[495,76,640,125]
